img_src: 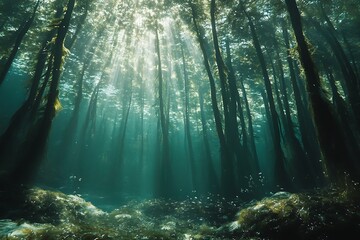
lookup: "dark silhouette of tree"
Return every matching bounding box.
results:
[241,4,290,190]
[0,0,76,192]
[0,0,40,85]
[285,0,360,186]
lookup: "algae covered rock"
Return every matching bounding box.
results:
[22,188,107,225]
[226,188,360,240]
[0,188,111,240]
[1,187,359,239]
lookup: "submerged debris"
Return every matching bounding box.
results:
[0,187,359,239]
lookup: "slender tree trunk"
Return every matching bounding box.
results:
[282,21,323,184]
[341,32,359,80]
[0,43,53,164]
[155,23,171,197]
[225,39,258,182]
[310,18,360,127]
[190,3,232,195]
[285,0,360,185]
[67,5,89,50]
[320,3,359,89]
[269,59,287,138]
[275,45,311,188]
[181,44,197,191]
[198,87,219,192]
[0,1,40,85]
[138,56,145,172]
[117,91,133,168]
[54,59,88,180]
[239,78,259,165]
[210,0,238,195]
[74,84,99,191]
[1,0,76,191]
[243,7,290,189]
[261,89,274,142]
[57,27,100,164]
[324,64,360,160]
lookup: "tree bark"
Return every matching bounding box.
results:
[243,6,290,189]
[282,21,323,184]
[155,23,171,197]
[198,86,219,192]
[0,0,40,85]
[210,0,238,195]
[190,2,233,195]
[181,44,197,191]
[1,0,76,191]
[310,18,360,127]
[285,0,360,185]
[239,78,259,165]
[225,39,258,181]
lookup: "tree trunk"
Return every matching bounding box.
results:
[198,87,219,192]
[155,23,171,197]
[1,0,76,191]
[282,21,323,185]
[210,0,238,195]
[239,78,259,165]
[243,7,290,189]
[341,32,359,80]
[181,44,197,191]
[310,18,360,127]
[285,0,360,185]
[324,63,360,161]
[0,0,40,85]
[275,45,310,188]
[190,2,233,196]
[225,39,258,184]
[67,4,89,50]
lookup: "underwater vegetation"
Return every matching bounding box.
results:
[1,0,360,239]
[1,185,360,240]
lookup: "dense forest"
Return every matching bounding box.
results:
[1,0,360,197]
[0,0,360,238]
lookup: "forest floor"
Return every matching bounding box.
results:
[0,185,360,239]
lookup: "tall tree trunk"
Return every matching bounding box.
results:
[282,21,323,184]
[198,87,219,192]
[76,84,99,171]
[210,0,238,195]
[310,18,360,127]
[155,23,171,197]
[54,59,89,181]
[190,3,232,196]
[66,4,89,50]
[239,78,259,165]
[225,39,258,185]
[320,3,359,89]
[243,7,290,189]
[275,45,310,188]
[285,0,360,185]
[0,39,54,165]
[57,25,101,165]
[341,32,359,80]
[323,63,360,161]
[0,0,40,85]
[269,58,287,138]
[181,44,197,191]
[138,55,145,172]
[117,72,133,169]
[1,0,76,191]
[73,83,99,192]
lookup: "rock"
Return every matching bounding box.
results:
[225,188,360,240]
